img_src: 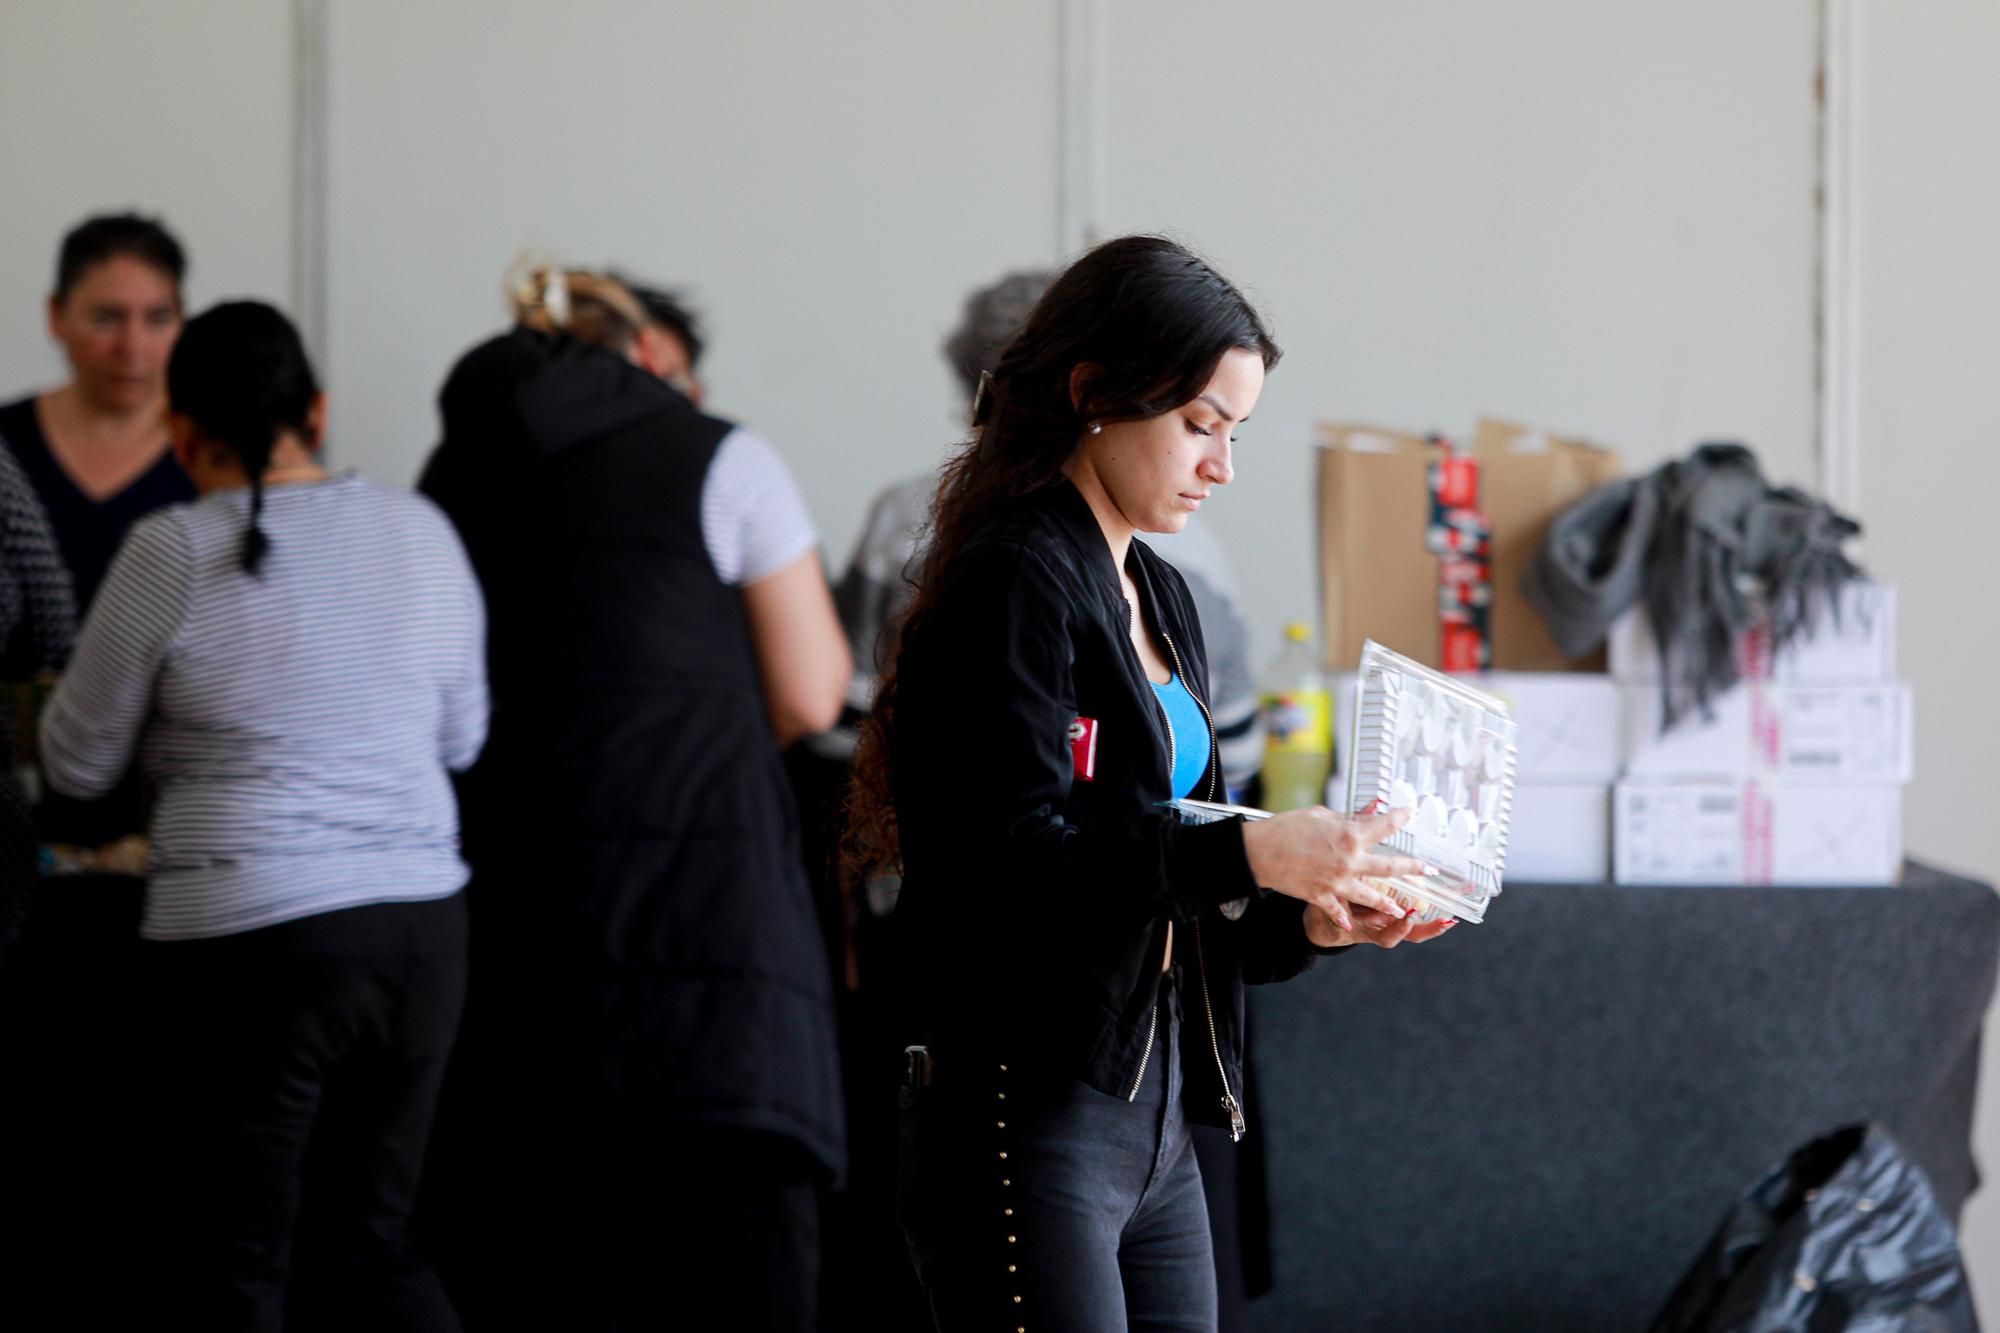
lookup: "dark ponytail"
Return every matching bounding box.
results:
[166,302,319,575]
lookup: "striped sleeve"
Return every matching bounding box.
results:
[40,514,193,798]
[0,435,76,670]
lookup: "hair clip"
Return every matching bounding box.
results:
[970,369,995,425]
[539,268,571,327]
[511,264,571,328]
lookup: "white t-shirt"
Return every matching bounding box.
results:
[699,428,819,586]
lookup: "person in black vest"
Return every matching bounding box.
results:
[847,236,1456,1331]
[418,267,849,1332]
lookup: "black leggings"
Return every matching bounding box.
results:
[900,970,1218,1332]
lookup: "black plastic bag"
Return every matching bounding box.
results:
[1650,1124,1978,1333]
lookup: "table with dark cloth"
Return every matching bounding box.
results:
[1247,862,2000,1332]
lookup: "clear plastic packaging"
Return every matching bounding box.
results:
[1342,640,1519,923]
[1164,798,1273,828]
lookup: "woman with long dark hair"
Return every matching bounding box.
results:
[39,301,486,1331]
[849,236,1453,1330]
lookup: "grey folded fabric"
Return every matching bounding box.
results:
[1523,443,1861,728]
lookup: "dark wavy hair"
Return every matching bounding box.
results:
[844,235,1280,879]
[167,301,320,575]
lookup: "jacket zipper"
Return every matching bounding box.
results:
[1144,613,1241,1134]
[1193,920,1246,1140]
[1126,999,1158,1102]
[1126,598,1169,1101]
[1161,626,1241,1138]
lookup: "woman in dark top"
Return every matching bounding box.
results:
[0,212,190,1323]
[848,236,1454,1332]
[0,211,194,614]
[0,213,192,856]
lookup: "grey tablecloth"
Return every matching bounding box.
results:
[1248,862,2000,1332]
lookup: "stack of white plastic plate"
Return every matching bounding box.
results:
[1344,639,1519,923]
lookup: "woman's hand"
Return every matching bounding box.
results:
[1304,902,1456,950]
[1239,806,1432,931]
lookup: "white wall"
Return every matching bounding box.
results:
[1852,3,2000,1310]
[0,1,293,396]
[325,1,1817,659]
[0,0,1821,658]
[322,0,1060,562]
[1096,0,1818,654]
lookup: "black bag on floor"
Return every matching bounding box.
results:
[1649,1124,1979,1333]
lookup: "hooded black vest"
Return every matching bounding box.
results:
[423,329,843,1178]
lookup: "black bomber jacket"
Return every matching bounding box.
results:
[889,478,1337,1138]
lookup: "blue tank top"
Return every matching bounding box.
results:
[1150,671,1212,800]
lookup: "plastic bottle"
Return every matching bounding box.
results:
[1259,622,1334,810]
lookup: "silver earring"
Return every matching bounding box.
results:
[1087,422,1102,435]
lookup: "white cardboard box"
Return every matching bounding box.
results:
[1613,781,1903,886]
[1503,784,1611,884]
[1621,682,1913,784]
[1609,580,1897,685]
[1474,673,1621,783]
[1333,671,1621,785]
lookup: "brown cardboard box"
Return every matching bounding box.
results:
[1316,424,1435,670]
[1316,418,1622,671]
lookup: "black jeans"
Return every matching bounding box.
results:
[900,968,1218,1332]
[147,893,469,1333]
